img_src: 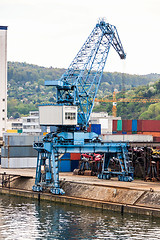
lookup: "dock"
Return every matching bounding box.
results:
[1,167,160,217]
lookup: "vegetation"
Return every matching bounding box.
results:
[94,80,160,119]
[7,61,160,119]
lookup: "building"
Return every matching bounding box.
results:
[6,118,23,132]
[89,112,121,134]
[22,111,41,135]
[0,26,7,137]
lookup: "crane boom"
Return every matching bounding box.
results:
[46,20,126,128]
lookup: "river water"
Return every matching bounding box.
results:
[0,194,160,240]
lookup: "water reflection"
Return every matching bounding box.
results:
[0,194,160,239]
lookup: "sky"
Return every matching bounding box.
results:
[0,0,160,75]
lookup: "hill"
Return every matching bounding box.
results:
[7,61,160,118]
[94,80,160,119]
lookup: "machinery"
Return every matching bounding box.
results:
[32,19,134,195]
[73,153,103,176]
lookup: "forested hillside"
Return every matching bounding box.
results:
[94,80,160,119]
[7,61,160,119]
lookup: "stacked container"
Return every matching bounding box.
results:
[59,153,81,172]
[1,134,42,168]
[112,119,160,142]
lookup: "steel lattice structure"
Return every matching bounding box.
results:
[46,20,126,128]
[32,20,132,195]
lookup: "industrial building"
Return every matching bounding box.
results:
[0,26,7,138]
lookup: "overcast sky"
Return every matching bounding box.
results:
[0,0,160,75]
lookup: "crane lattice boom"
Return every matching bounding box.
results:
[46,20,126,128]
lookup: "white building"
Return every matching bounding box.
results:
[0,26,7,137]
[89,112,121,134]
[22,111,41,135]
[6,118,23,132]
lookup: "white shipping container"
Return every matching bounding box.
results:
[1,157,37,168]
[101,134,153,142]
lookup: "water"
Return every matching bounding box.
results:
[0,194,160,240]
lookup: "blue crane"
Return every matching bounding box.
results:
[45,20,126,129]
[32,20,133,195]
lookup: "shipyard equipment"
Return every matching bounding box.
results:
[32,19,133,194]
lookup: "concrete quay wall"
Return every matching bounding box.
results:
[1,176,160,218]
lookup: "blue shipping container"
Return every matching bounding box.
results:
[59,160,71,172]
[132,120,137,132]
[50,126,58,132]
[91,124,101,135]
[61,153,70,160]
[71,160,79,172]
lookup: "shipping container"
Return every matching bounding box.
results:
[91,124,101,135]
[122,120,128,131]
[127,131,132,134]
[6,129,18,133]
[153,137,160,142]
[101,134,153,142]
[141,120,160,132]
[50,126,58,132]
[117,120,122,131]
[70,153,81,160]
[87,127,91,132]
[59,160,71,172]
[112,131,117,134]
[71,160,79,172]
[132,131,137,134]
[17,129,23,133]
[122,132,127,134]
[61,153,70,160]
[132,120,137,132]
[142,132,160,137]
[112,120,117,131]
[1,146,38,158]
[1,157,37,168]
[137,120,142,132]
[3,134,43,147]
[127,120,132,131]
[116,131,122,134]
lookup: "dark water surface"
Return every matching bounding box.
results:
[0,194,160,240]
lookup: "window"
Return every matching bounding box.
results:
[2,99,5,101]
[2,109,5,112]
[65,112,76,120]
[2,118,5,121]
[27,119,31,122]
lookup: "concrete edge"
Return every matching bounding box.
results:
[0,187,160,218]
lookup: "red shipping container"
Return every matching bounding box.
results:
[122,120,128,131]
[142,132,160,137]
[70,153,81,160]
[137,120,142,131]
[127,120,132,131]
[127,131,132,134]
[153,137,160,142]
[142,120,160,132]
[87,127,91,132]
[116,131,122,134]
[112,120,117,131]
